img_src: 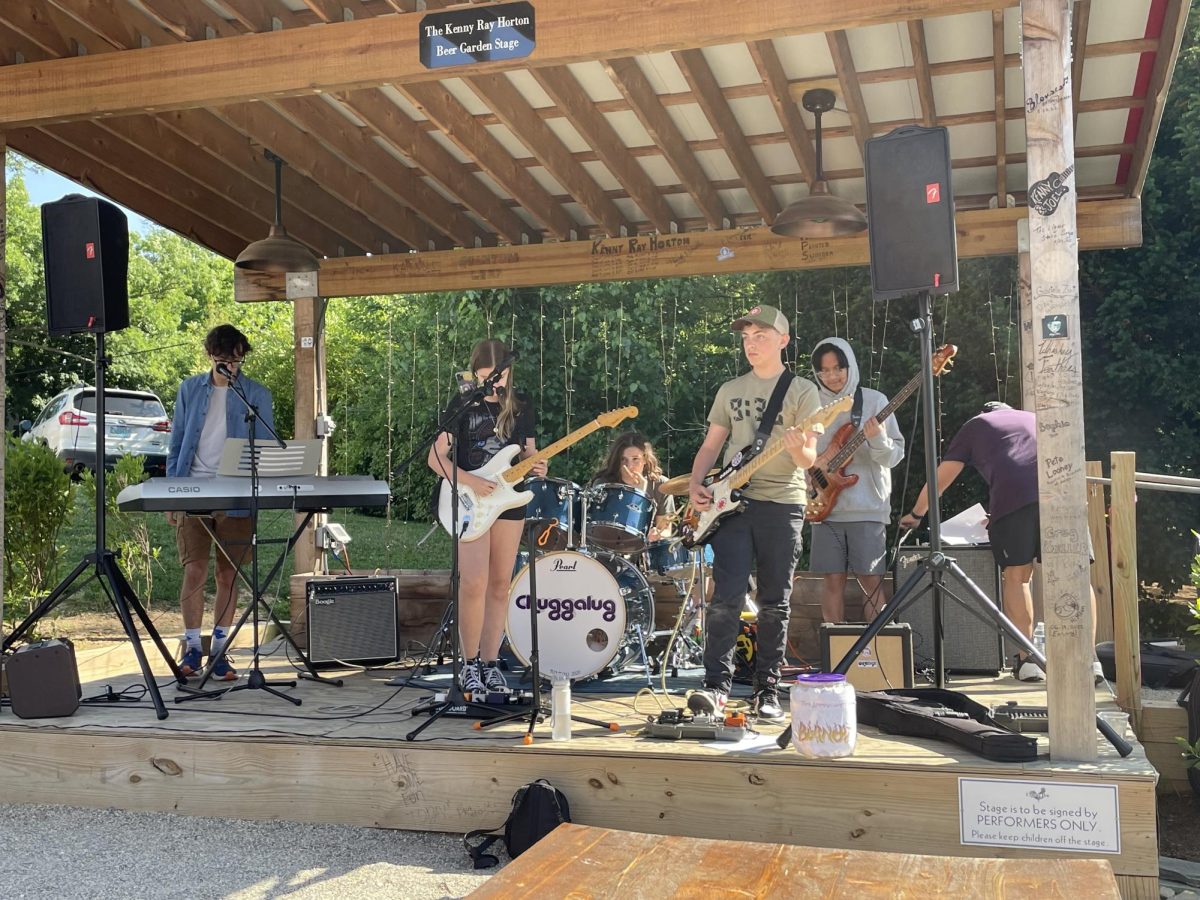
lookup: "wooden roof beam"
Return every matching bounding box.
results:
[1070,0,1091,135]
[465,73,631,237]
[674,48,779,223]
[0,8,73,58]
[0,0,1023,126]
[907,20,937,126]
[337,88,532,245]
[992,10,1008,204]
[530,66,678,235]
[748,40,818,187]
[211,0,279,32]
[11,127,248,258]
[602,56,728,230]
[45,0,172,51]
[400,81,578,241]
[1123,0,1189,197]
[236,199,1141,301]
[299,0,381,23]
[826,30,873,158]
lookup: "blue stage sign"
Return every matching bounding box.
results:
[420,2,536,70]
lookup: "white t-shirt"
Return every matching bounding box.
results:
[190,386,228,478]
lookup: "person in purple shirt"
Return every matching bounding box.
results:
[899,402,1100,684]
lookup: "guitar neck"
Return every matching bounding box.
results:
[503,419,603,483]
[731,405,839,490]
[827,374,920,468]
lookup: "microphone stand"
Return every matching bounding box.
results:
[405,361,515,738]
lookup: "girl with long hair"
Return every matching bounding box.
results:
[591,431,675,542]
[427,339,546,693]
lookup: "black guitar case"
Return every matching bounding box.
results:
[857,688,1038,762]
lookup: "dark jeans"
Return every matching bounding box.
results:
[703,498,805,693]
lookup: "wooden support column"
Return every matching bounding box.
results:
[1086,460,1114,644]
[1021,0,1095,761]
[1110,451,1142,730]
[1,133,7,621]
[291,284,326,639]
[1016,220,1034,412]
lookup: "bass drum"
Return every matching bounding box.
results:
[506,550,655,680]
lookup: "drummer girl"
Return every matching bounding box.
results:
[427,338,546,695]
[591,431,675,542]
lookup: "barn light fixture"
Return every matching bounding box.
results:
[235,151,320,273]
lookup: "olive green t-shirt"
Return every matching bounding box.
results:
[707,371,820,504]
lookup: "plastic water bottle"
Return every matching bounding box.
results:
[1032,622,1046,658]
[551,679,572,742]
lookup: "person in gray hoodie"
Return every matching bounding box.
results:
[808,337,905,623]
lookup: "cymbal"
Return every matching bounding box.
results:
[661,474,692,496]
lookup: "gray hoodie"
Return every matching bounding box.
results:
[810,337,905,524]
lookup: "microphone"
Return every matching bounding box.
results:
[215,362,238,382]
[482,351,518,390]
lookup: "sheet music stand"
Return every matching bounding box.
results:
[177,438,342,702]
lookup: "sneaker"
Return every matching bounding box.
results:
[210,655,238,682]
[1093,660,1106,685]
[1016,657,1046,682]
[753,687,784,720]
[687,686,727,716]
[483,662,509,693]
[460,660,486,695]
[179,646,204,677]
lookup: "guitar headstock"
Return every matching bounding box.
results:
[805,395,853,430]
[598,406,638,428]
[933,344,958,376]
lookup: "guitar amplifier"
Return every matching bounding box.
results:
[5,638,82,718]
[892,546,1005,675]
[820,623,914,691]
[306,576,400,666]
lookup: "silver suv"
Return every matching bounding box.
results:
[20,385,171,477]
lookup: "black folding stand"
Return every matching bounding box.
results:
[3,333,186,720]
[775,291,1131,757]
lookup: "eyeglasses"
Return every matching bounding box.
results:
[818,367,847,377]
[212,356,245,365]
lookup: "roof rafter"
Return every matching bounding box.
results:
[825,30,873,157]
[530,66,678,235]
[1069,0,1091,135]
[748,39,817,187]
[1123,0,1190,196]
[907,20,937,126]
[992,9,1008,203]
[602,55,728,230]
[465,72,631,237]
[673,47,779,223]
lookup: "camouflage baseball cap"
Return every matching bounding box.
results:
[731,304,789,334]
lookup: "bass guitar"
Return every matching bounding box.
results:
[805,344,957,523]
[680,396,853,547]
[437,406,637,542]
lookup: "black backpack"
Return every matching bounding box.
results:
[463,779,571,869]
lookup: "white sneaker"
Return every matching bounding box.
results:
[1017,659,1046,682]
[483,662,509,693]
[1093,660,1106,685]
[687,686,728,716]
[460,660,486,695]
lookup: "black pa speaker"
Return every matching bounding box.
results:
[41,194,130,336]
[5,638,82,718]
[306,576,400,666]
[864,126,959,300]
[893,546,1005,674]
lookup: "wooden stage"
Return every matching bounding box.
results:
[0,640,1159,899]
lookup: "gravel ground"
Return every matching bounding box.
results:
[0,804,498,900]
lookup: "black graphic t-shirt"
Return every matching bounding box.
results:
[443,390,537,473]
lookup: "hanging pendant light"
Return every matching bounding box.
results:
[770,88,868,238]
[235,150,320,273]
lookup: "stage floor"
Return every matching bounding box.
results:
[0,640,1161,899]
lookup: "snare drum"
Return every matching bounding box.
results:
[645,539,691,577]
[523,477,579,551]
[586,483,655,553]
[506,549,655,680]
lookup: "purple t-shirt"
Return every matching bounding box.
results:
[942,408,1038,521]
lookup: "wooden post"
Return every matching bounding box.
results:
[291,287,326,640]
[1017,221,1034,413]
[1,134,7,625]
[1086,460,1114,644]
[1110,451,1142,730]
[1022,0,1095,761]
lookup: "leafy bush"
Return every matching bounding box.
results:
[79,454,161,603]
[3,436,75,625]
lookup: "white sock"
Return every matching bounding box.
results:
[185,628,202,652]
[212,625,229,656]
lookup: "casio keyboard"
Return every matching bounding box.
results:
[117,476,390,513]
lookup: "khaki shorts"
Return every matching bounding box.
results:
[176,512,253,577]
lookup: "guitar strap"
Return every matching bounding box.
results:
[712,371,795,481]
[850,386,864,430]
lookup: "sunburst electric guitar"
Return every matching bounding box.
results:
[805,344,957,523]
[680,396,853,548]
[437,406,637,541]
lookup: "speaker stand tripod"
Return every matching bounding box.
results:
[775,291,1131,757]
[3,333,186,719]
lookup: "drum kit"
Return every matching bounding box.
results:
[505,476,709,683]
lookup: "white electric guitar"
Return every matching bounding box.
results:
[437,406,638,541]
[680,396,853,547]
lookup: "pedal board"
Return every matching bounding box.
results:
[409,689,534,719]
[991,701,1050,733]
[643,708,753,742]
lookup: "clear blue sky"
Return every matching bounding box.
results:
[13,154,155,233]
